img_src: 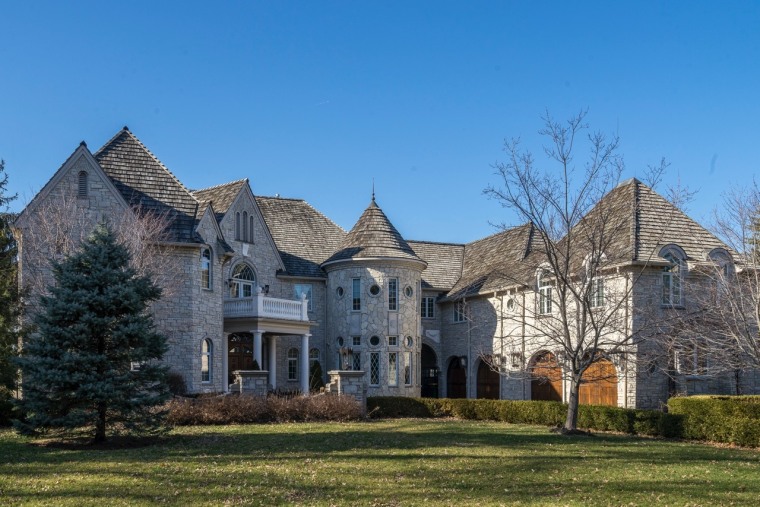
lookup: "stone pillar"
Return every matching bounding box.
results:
[233,370,269,397]
[300,333,311,395]
[325,370,367,415]
[253,330,263,368]
[222,333,229,393]
[268,336,277,390]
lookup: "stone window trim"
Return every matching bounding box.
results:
[352,278,361,311]
[201,338,213,383]
[388,278,398,311]
[388,351,398,387]
[200,247,212,291]
[453,300,467,323]
[537,268,553,315]
[369,283,382,297]
[369,335,381,347]
[77,170,88,199]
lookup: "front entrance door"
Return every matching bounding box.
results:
[421,344,439,398]
[447,359,467,398]
[228,333,253,384]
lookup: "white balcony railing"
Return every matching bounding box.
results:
[223,291,309,322]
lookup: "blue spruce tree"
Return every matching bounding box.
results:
[16,223,169,442]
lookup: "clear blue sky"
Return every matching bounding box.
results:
[1,1,758,243]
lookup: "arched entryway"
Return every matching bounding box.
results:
[421,344,439,398]
[476,359,500,399]
[228,333,254,384]
[447,357,467,398]
[530,351,562,402]
[579,358,618,406]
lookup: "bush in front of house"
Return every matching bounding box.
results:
[667,395,760,447]
[368,397,684,439]
[166,393,363,426]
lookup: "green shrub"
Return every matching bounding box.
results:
[668,395,760,447]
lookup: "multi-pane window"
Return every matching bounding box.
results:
[388,352,398,386]
[404,351,412,385]
[309,347,319,368]
[421,297,435,319]
[388,278,398,311]
[590,277,604,308]
[370,352,380,385]
[662,253,683,305]
[352,278,361,311]
[201,339,213,382]
[294,283,313,311]
[453,301,467,322]
[230,264,255,298]
[352,351,362,371]
[352,336,361,347]
[200,248,211,289]
[388,336,398,347]
[538,272,552,315]
[675,341,707,375]
[287,348,298,381]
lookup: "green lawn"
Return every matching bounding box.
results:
[1,419,759,506]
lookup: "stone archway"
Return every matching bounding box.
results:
[579,357,618,406]
[476,359,500,399]
[530,351,562,402]
[421,344,439,398]
[447,357,467,398]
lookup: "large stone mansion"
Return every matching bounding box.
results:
[13,128,759,409]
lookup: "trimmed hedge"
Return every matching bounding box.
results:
[368,397,682,439]
[668,395,760,447]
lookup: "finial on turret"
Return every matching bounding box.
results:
[372,179,375,203]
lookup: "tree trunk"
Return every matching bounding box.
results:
[94,402,107,443]
[563,375,581,432]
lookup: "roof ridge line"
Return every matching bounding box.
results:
[407,239,466,246]
[465,222,531,247]
[192,178,249,193]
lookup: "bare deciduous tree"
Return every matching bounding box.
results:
[484,110,669,432]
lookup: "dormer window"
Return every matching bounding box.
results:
[77,171,88,198]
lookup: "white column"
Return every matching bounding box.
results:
[222,333,229,393]
[253,331,263,368]
[268,336,277,390]
[300,333,311,395]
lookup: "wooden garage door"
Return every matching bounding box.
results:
[531,352,562,402]
[447,360,467,399]
[477,360,500,399]
[579,358,617,406]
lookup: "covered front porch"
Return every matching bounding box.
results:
[223,290,314,394]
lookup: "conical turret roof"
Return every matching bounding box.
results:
[322,197,426,267]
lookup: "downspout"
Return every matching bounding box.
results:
[521,291,527,400]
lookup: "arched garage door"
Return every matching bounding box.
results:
[447,359,467,398]
[477,360,500,399]
[530,351,562,402]
[579,358,618,406]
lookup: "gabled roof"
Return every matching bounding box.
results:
[94,128,199,243]
[256,196,346,278]
[407,240,465,290]
[446,223,539,299]
[322,197,425,267]
[192,179,249,222]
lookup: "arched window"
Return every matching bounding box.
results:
[662,252,684,305]
[230,263,256,298]
[200,248,211,289]
[242,211,249,242]
[249,215,255,244]
[77,171,88,198]
[235,212,241,240]
[309,347,319,367]
[201,339,213,382]
[287,348,298,381]
[537,269,552,315]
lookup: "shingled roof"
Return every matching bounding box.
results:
[407,240,465,290]
[192,179,248,222]
[446,223,540,299]
[256,196,346,278]
[322,197,426,267]
[94,128,199,243]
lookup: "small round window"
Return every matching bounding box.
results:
[404,286,414,298]
[405,336,413,348]
[337,336,344,347]
[336,286,344,298]
[507,298,515,311]
[369,335,380,346]
[369,284,381,296]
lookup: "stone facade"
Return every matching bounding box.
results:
[14,128,760,410]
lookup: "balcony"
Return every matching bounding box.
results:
[223,293,309,322]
